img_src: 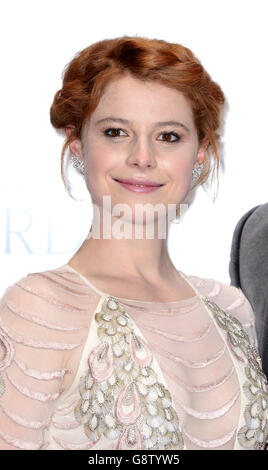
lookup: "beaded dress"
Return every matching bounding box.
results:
[0,263,267,450]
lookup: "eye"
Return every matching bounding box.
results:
[103,128,181,143]
[158,132,181,143]
[104,128,127,137]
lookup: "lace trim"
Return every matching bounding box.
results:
[226,295,244,310]
[37,269,89,287]
[206,280,222,297]
[150,340,226,368]
[183,425,237,448]
[0,428,45,450]
[6,372,63,402]
[0,401,51,429]
[120,299,201,315]
[52,435,100,450]
[163,364,235,392]
[15,282,90,313]
[32,272,91,297]
[0,321,82,350]
[177,389,240,419]
[51,418,81,430]
[53,399,77,416]
[14,357,72,380]
[6,302,85,331]
[133,318,212,343]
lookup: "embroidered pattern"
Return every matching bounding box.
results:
[202,297,268,450]
[0,328,15,397]
[73,297,184,450]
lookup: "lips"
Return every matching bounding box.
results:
[113,177,164,194]
[113,178,164,187]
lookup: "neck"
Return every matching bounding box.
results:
[70,209,178,282]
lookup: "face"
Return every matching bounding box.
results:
[68,74,208,226]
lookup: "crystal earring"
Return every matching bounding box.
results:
[71,154,85,175]
[191,162,204,186]
[171,162,204,224]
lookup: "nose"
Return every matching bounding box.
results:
[127,136,156,168]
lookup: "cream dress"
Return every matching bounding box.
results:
[0,263,267,450]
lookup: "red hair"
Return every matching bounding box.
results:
[50,36,226,197]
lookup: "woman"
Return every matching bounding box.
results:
[0,36,267,451]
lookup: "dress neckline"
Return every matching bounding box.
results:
[63,262,199,307]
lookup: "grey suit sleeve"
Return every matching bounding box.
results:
[229,203,268,379]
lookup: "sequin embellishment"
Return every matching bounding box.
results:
[0,328,15,397]
[202,297,268,450]
[74,297,184,450]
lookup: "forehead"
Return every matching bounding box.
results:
[90,75,194,125]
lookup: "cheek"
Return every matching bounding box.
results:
[166,154,194,185]
[174,158,193,174]
[83,144,117,199]
[165,153,195,202]
[86,141,120,173]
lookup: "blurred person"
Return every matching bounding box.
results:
[229,202,268,380]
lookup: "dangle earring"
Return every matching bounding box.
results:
[71,154,85,175]
[191,162,204,187]
[171,162,204,224]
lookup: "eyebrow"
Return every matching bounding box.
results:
[95,117,190,132]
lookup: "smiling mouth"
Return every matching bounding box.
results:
[113,178,164,188]
[112,178,165,194]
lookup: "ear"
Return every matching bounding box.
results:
[65,125,83,158]
[65,125,75,139]
[195,136,209,165]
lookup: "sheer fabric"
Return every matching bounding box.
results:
[0,263,267,450]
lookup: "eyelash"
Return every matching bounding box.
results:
[103,127,181,143]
